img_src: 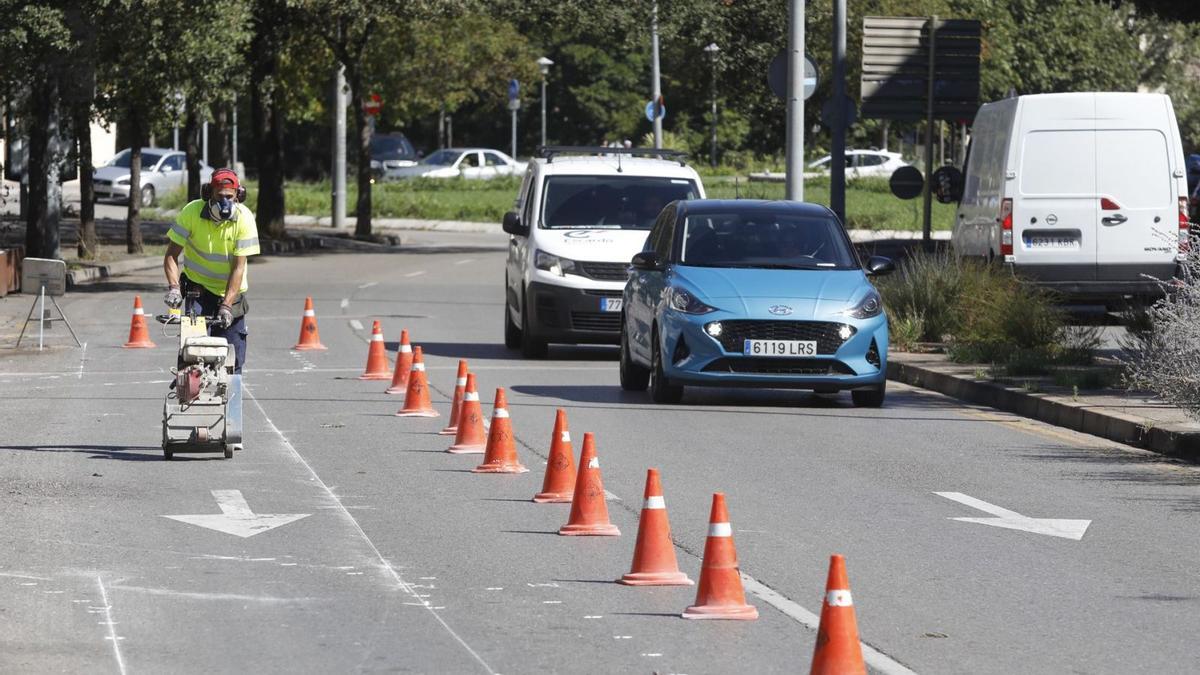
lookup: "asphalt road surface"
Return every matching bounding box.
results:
[3,230,1200,674]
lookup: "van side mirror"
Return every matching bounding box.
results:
[502,211,527,236]
[866,256,895,276]
[631,251,664,271]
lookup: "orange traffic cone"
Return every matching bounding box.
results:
[559,433,620,536]
[123,295,156,348]
[619,468,692,586]
[682,493,758,620]
[809,555,866,675]
[533,409,576,503]
[359,320,391,380]
[472,388,528,473]
[447,373,487,454]
[385,329,414,394]
[292,296,327,350]
[438,360,469,435]
[395,346,439,417]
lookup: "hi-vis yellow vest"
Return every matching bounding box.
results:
[168,200,260,297]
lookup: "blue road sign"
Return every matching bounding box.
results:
[508,79,520,101]
[645,98,666,122]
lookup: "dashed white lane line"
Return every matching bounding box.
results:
[77,342,88,379]
[340,298,350,309]
[96,576,127,675]
[739,575,917,675]
[454,259,475,265]
[246,388,494,674]
[404,270,427,278]
[357,282,378,289]
[349,320,364,331]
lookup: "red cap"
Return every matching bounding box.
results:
[210,168,239,192]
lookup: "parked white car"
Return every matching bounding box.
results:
[805,150,907,179]
[93,148,213,207]
[383,148,526,181]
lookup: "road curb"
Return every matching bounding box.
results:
[887,358,1200,462]
[65,238,324,288]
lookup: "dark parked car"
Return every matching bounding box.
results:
[369,133,418,178]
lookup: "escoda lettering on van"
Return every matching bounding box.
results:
[952,92,1189,303]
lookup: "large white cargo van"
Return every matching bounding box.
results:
[953,92,1189,301]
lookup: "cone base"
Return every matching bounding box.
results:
[395,409,440,418]
[559,523,621,536]
[359,373,392,380]
[619,571,694,586]
[532,492,573,503]
[385,385,408,394]
[123,341,156,349]
[292,343,327,351]
[438,426,457,435]
[446,443,485,454]
[471,463,529,474]
[681,604,759,620]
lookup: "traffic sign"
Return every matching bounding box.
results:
[363,93,381,116]
[507,98,521,111]
[768,51,819,101]
[508,79,520,101]
[645,96,666,122]
[889,166,924,200]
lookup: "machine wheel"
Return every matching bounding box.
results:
[851,383,886,408]
[223,446,234,459]
[504,281,522,349]
[164,449,174,461]
[519,292,548,359]
[139,184,156,208]
[619,322,649,391]
[649,330,683,404]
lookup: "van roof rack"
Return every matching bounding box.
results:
[536,145,689,166]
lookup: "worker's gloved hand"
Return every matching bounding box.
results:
[164,285,182,309]
[214,304,234,329]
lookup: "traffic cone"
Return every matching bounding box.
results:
[385,329,413,394]
[358,320,391,380]
[532,409,576,503]
[123,295,156,348]
[682,493,758,620]
[447,373,487,454]
[291,296,327,350]
[395,346,439,418]
[619,468,692,586]
[559,433,620,536]
[438,360,469,435]
[809,555,866,675]
[472,388,528,473]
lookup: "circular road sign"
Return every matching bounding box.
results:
[363,93,381,116]
[768,51,819,101]
[889,166,925,200]
[644,97,666,122]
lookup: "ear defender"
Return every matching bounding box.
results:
[201,183,211,200]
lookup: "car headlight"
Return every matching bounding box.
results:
[115,178,130,186]
[534,250,579,277]
[842,288,883,319]
[668,287,717,314]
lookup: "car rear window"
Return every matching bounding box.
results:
[540,176,698,229]
[680,212,858,270]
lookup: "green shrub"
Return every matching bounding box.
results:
[876,248,969,343]
[950,270,1064,362]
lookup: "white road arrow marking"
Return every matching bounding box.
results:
[163,490,310,538]
[934,492,1091,541]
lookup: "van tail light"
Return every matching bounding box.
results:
[1000,198,1014,256]
[1100,197,1121,210]
[1180,196,1191,257]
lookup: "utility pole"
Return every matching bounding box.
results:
[785,0,805,200]
[921,16,938,246]
[705,43,719,168]
[231,93,238,168]
[538,57,553,149]
[830,0,847,222]
[332,65,346,229]
[651,1,663,149]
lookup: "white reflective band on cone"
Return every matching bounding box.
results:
[412,363,425,371]
[643,496,666,510]
[561,432,571,443]
[494,409,509,418]
[826,590,853,607]
[456,378,467,386]
[708,522,732,537]
[587,456,599,469]
[464,392,479,401]
[372,333,383,341]
[133,308,144,315]
[400,345,412,352]
[304,309,315,317]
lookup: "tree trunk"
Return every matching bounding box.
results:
[211,101,231,169]
[125,112,144,254]
[24,69,64,260]
[183,105,201,201]
[75,103,97,259]
[346,67,372,238]
[251,34,286,239]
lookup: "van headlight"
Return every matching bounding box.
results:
[842,288,882,319]
[534,250,579,277]
[668,287,717,314]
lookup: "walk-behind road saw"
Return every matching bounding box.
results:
[156,305,242,460]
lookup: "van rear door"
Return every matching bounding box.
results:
[1015,128,1097,281]
[1094,128,1178,282]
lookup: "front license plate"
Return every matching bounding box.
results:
[1024,236,1079,249]
[743,339,817,357]
[600,297,623,312]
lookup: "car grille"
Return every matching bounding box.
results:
[583,289,623,298]
[95,179,112,186]
[579,261,629,281]
[712,320,855,355]
[702,358,855,376]
[570,311,621,333]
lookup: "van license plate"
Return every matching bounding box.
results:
[743,339,817,357]
[1024,236,1079,249]
[600,298,623,312]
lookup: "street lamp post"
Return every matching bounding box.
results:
[704,43,719,168]
[537,57,553,149]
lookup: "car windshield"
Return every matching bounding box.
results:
[422,150,461,166]
[108,150,163,169]
[371,135,415,158]
[680,212,858,270]
[541,176,699,229]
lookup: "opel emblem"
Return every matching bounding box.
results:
[1046,213,1058,225]
[768,305,793,316]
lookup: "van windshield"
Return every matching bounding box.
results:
[541,176,699,229]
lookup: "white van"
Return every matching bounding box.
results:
[502,147,706,357]
[953,92,1189,301]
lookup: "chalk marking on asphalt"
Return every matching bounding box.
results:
[0,572,52,581]
[77,342,88,379]
[614,635,632,640]
[584,615,603,619]
[404,270,427,278]
[95,576,127,675]
[357,282,378,289]
[642,653,663,657]
[108,584,310,604]
[739,575,918,675]
[349,320,365,331]
[486,587,503,591]
[527,582,559,588]
[340,298,350,309]
[247,388,495,674]
[454,259,475,265]
[542,600,562,604]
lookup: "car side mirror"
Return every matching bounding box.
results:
[631,251,664,271]
[866,256,895,276]
[502,211,528,236]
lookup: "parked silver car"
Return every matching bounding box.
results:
[93,148,214,207]
[382,147,525,181]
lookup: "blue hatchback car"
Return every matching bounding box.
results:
[619,200,895,406]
